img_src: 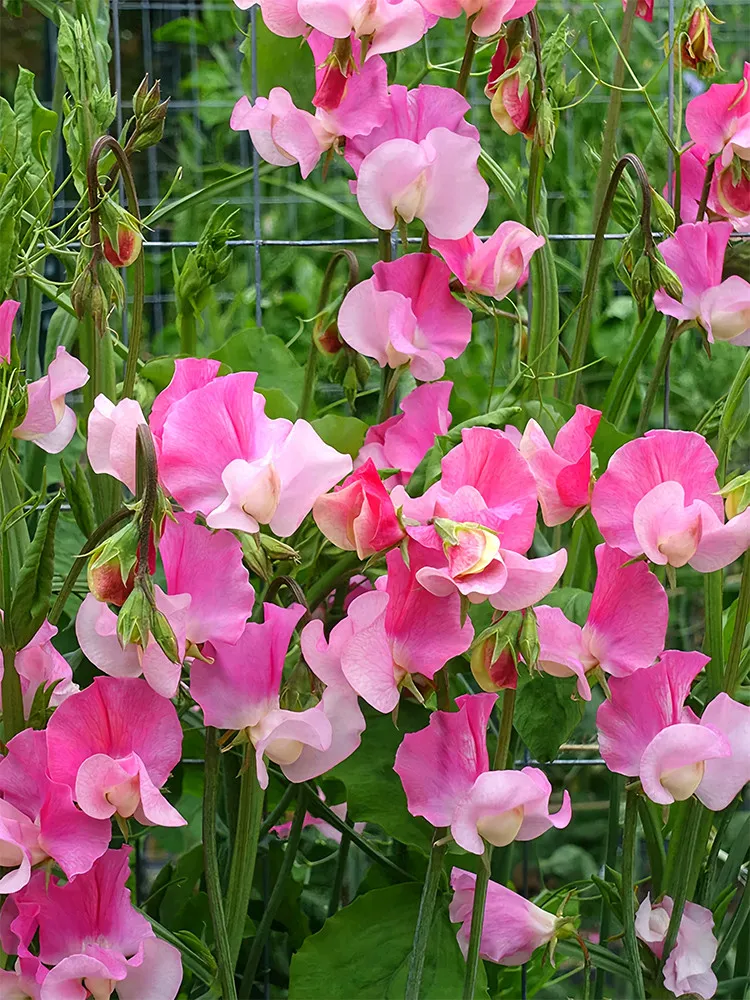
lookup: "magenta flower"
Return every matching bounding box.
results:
[0,299,20,362]
[636,895,718,999]
[149,357,221,454]
[417,0,537,37]
[533,544,668,700]
[313,459,405,558]
[307,32,390,133]
[394,693,571,853]
[87,394,147,493]
[430,222,545,300]
[158,371,352,536]
[0,620,78,716]
[1,847,182,1000]
[519,406,602,526]
[592,429,750,572]
[597,650,750,809]
[623,0,653,20]
[45,676,186,827]
[450,869,561,964]
[653,222,750,345]
[12,347,89,454]
[338,255,472,380]
[0,958,46,999]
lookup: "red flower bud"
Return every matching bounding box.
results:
[88,559,135,607]
[486,38,534,140]
[680,4,721,78]
[313,61,349,112]
[315,321,344,356]
[103,227,142,268]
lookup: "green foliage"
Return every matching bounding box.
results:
[10,491,63,649]
[514,668,585,762]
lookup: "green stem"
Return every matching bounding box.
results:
[328,827,352,917]
[0,646,24,741]
[635,318,677,436]
[661,798,701,978]
[377,228,392,263]
[226,746,265,967]
[378,366,402,423]
[594,773,623,1000]
[621,788,646,1000]
[455,15,478,97]
[725,550,750,695]
[298,342,318,422]
[178,311,198,357]
[718,348,750,480]
[306,551,362,611]
[637,797,666,898]
[704,570,725,699]
[240,787,307,995]
[405,834,448,1000]
[523,145,559,390]
[260,783,297,838]
[602,309,663,427]
[202,728,238,1000]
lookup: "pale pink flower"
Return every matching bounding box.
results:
[394,693,571,854]
[0,958,47,999]
[430,222,544,299]
[418,0,537,37]
[0,847,183,1000]
[0,299,20,363]
[653,222,750,345]
[533,544,668,700]
[592,430,750,572]
[87,394,147,493]
[149,357,221,454]
[636,895,718,999]
[450,869,560,964]
[158,370,352,536]
[519,406,601,526]
[45,676,186,827]
[0,619,78,716]
[12,347,89,454]
[338,255,472,381]
[313,458,405,558]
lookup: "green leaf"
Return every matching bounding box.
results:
[329,702,433,854]
[288,884,489,999]
[312,415,367,458]
[514,669,584,762]
[541,587,592,627]
[60,459,96,540]
[210,329,304,403]
[10,492,63,649]
[260,387,297,421]
[153,17,209,44]
[0,165,26,299]
[14,68,57,201]
[445,405,522,445]
[592,416,632,474]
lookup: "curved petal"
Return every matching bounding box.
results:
[639,723,730,805]
[488,548,567,612]
[698,693,750,810]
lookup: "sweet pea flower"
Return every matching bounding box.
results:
[653,222,750,345]
[12,347,89,454]
[149,357,221,453]
[636,895,718,999]
[313,459,405,558]
[45,676,186,827]
[338,255,472,381]
[0,299,20,362]
[308,32,390,129]
[356,381,452,488]
[417,0,537,38]
[159,370,352,536]
[450,869,566,965]
[598,650,750,809]
[0,619,78,716]
[0,958,47,999]
[430,222,544,300]
[192,603,365,788]
[395,693,571,853]
[623,0,654,19]
[0,847,182,1000]
[87,394,147,493]
[681,4,721,78]
[533,544,668,700]
[233,0,306,34]
[592,429,750,572]
[485,35,534,137]
[519,406,602,526]
[272,796,364,842]
[0,729,110,891]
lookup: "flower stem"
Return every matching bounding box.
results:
[593,773,623,1000]
[226,745,265,967]
[405,833,448,1000]
[621,787,646,1000]
[456,15,478,97]
[635,318,676,436]
[724,550,750,695]
[306,550,362,611]
[704,569,725,699]
[328,826,352,917]
[660,797,701,979]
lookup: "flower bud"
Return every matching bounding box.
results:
[130,99,169,152]
[534,96,556,157]
[87,518,140,606]
[259,534,301,563]
[470,612,523,692]
[518,607,540,671]
[630,253,653,308]
[720,471,750,519]
[100,201,142,268]
[651,254,683,302]
[150,605,180,663]
[650,188,676,236]
[486,37,535,139]
[313,36,354,112]
[133,75,161,119]
[241,532,273,582]
[680,4,722,79]
[314,321,344,356]
[117,580,154,650]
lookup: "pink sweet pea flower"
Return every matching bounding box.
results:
[87,394,147,493]
[12,347,89,454]
[485,36,533,138]
[308,32,390,133]
[636,895,718,999]
[272,797,364,842]
[394,693,571,853]
[0,619,78,716]
[1,847,183,1000]
[355,381,452,488]
[0,729,110,888]
[149,357,221,454]
[430,222,545,299]
[234,0,306,35]
[297,0,428,57]
[450,869,561,964]
[418,0,537,37]
[653,222,750,345]
[623,0,653,19]
[313,458,405,558]
[519,406,602,526]
[159,370,352,536]
[533,544,668,700]
[0,299,20,363]
[45,676,186,827]
[592,429,750,572]
[338,255,472,381]
[356,128,488,239]
[0,958,47,999]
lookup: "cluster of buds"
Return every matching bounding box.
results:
[131,75,169,152]
[70,244,125,336]
[619,227,683,312]
[241,532,300,583]
[470,608,539,693]
[327,342,371,407]
[679,3,722,79]
[175,207,237,337]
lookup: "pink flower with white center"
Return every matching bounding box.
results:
[0,847,182,1000]
[533,544,668,700]
[45,676,186,827]
[0,299,20,362]
[394,693,571,854]
[149,357,221,454]
[12,347,88,454]
[158,370,352,536]
[192,603,365,788]
[450,869,562,964]
[337,544,474,712]
[0,620,78,716]
[0,729,110,892]
[308,32,390,130]
[418,0,536,37]
[653,222,750,345]
[355,381,452,489]
[87,394,147,493]
[313,459,405,558]
[636,895,718,999]
[430,222,545,300]
[519,406,602,526]
[598,650,750,809]
[623,0,653,20]
[592,429,750,572]
[338,255,472,381]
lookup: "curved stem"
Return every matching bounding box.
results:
[306,551,362,611]
[455,14,478,97]
[226,746,265,967]
[621,788,646,1000]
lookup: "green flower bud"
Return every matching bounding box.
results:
[518,607,540,670]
